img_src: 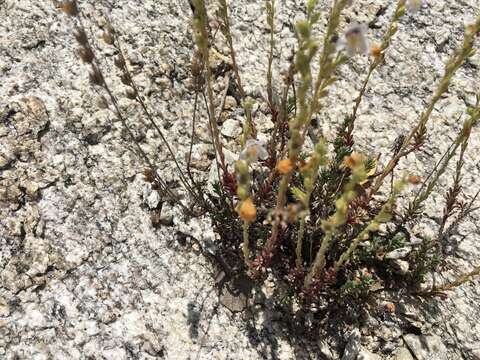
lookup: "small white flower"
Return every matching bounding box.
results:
[240,139,269,163]
[406,0,422,13]
[337,23,369,57]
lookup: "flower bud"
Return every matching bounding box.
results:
[238,198,256,222]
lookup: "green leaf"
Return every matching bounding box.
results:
[292,187,308,205]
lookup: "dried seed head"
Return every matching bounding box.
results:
[60,0,79,16]
[150,210,163,228]
[143,168,155,182]
[238,198,256,222]
[105,23,116,36]
[89,66,104,86]
[191,51,203,77]
[73,28,88,45]
[391,133,406,154]
[78,47,94,63]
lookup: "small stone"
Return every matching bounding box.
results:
[342,328,361,360]
[221,118,241,138]
[374,325,393,341]
[385,247,412,260]
[434,29,450,50]
[146,190,161,209]
[318,339,337,359]
[394,347,415,360]
[403,334,447,360]
[0,297,10,317]
[0,155,11,169]
[357,349,382,360]
[382,342,397,353]
[159,204,174,226]
[391,259,409,275]
[224,96,238,110]
[25,181,39,197]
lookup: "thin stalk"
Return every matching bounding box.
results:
[439,188,480,244]
[68,14,191,212]
[438,97,480,237]
[368,18,480,200]
[217,0,254,144]
[420,266,480,296]
[265,0,275,108]
[265,0,350,258]
[295,141,328,270]
[296,216,306,269]
[304,160,368,288]
[193,0,227,173]
[111,37,202,203]
[346,1,406,138]
[187,92,199,179]
[334,177,407,272]
[407,107,479,220]
[242,221,251,267]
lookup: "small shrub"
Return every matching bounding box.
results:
[59,0,480,308]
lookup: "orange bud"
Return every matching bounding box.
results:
[342,153,365,169]
[370,43,382,58]
[408,174,421,185]
[384,302,396,313]
[238,198,256,222]
[276,159,294,175]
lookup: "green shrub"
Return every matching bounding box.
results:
[59,0,480,306]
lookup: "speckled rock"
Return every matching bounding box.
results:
[1,0,480,359]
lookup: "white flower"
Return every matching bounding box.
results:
[240,139,269,163]
[406,0,422,13]
[337,23,369,57]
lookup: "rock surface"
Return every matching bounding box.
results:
[1,0,480,359]
[403,334,448,360]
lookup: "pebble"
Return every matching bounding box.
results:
[224,96,238,110]
[391,259,410,275]
[221,118,241,138]
[385,247,412,260]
